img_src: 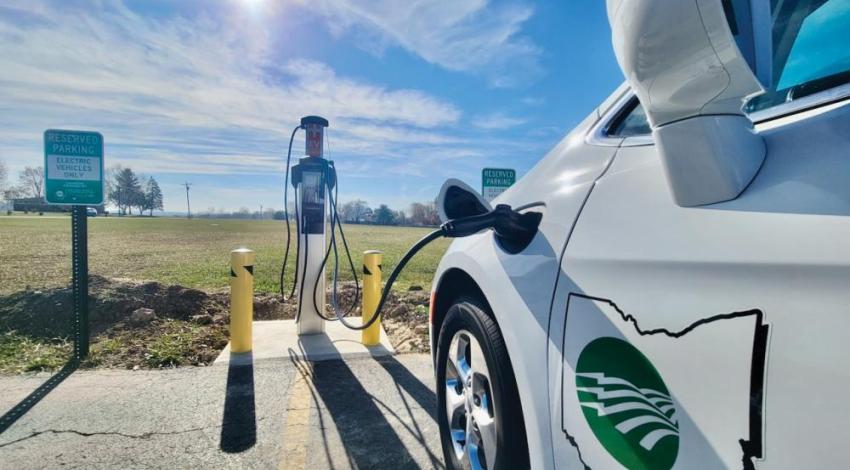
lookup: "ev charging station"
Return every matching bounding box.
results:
[280,114,384,347]
[290,116,333,335]
[273,114,540,345]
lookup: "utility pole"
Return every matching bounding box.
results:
[260,204,263,219]
[182,182,192,219]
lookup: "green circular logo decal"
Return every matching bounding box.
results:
[576,337,679,470]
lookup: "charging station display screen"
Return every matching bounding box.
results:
[300,170,325,234]
[302,172,321,204]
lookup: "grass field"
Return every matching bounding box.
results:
[0,216,450,295]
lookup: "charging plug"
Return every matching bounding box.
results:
[440,204,541,252]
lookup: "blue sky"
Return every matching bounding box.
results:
[0,0,624,213]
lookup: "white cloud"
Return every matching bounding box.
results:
[305,0,542,87]
[473,112,527,130]
[281,60,460,128]
[0,2,463,173]
[521,96,544,106]
[0,1,554,211]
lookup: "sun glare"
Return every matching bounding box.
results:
[240,0,267,12]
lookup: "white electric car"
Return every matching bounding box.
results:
[429,0,850,469]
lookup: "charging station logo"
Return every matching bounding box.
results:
[305,123,323,157]
[576,337,679,470]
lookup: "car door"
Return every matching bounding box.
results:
[547,2,850,466]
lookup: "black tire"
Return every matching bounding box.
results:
[436,299,529,470]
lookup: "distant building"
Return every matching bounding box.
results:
[11,197,104,214]
[12,197,52,213]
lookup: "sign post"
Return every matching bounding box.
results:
[71,206,89,359]
[482,168,516,201]
[44,129,104,359]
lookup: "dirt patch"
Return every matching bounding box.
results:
[232,281,430,354]
[0,276,232,372]
[0,277,431,373]
[241,282,430,354]
[320,283,431,354]
[0,276,224,337]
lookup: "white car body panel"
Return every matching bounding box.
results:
[555,99,850,468]
[556,295,762,469]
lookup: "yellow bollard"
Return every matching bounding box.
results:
[230,248,255,353]
[362,250,383,346]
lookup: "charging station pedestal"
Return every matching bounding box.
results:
[293,156,329,335]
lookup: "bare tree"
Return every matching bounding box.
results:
[104,164,123,205]
[18,166,44,199]
[409,202,440,226]
[339,199,371,223]
[0,159,7,201]
[393,209,407,225]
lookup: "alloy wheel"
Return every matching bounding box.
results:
[444,329,497,470]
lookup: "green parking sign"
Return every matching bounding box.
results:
[482,168,515,201]
[44,129,104,205]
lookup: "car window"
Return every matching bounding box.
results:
[745,0,850,112]
[608,101,651,137]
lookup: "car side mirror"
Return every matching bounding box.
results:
[436,179,492,223]
[607,0,771,206]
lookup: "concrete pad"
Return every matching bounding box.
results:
[214,320,395,365]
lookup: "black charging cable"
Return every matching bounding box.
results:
[280,125,301,301]
[315,165,366,327]
[350,228,444,330]
[311,163,361,321]
[328,176,361,316]
[331,203,543,331]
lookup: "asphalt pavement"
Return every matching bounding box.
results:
[0,354,443,469]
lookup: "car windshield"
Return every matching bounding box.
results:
[745,0,850,112]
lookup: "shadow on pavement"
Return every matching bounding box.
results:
[0,359,79,435]
[219,353,257,453]
[376,356,436,418]
[375,356,442,468]
[312,358,416,468]
[290,352,442,469]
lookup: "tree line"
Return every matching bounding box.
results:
[0,160,164,216]
[196,201,439,226]
[338,200,440,226]
[1,159,435,224]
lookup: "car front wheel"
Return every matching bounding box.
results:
[436,299,529,470]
